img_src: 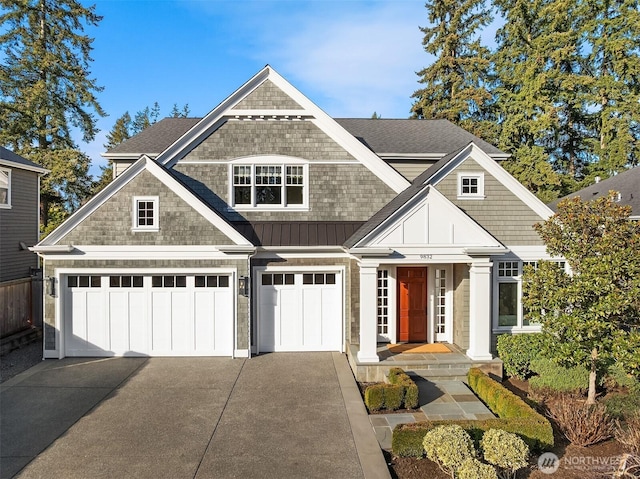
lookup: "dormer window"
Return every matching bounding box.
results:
[132,196,159,231]
[230,162,308,209]
[457,172,484,199]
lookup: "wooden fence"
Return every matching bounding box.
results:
[0,276,42,338]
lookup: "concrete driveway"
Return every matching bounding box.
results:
[1,352,388,479]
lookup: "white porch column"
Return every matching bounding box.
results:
[467,261,493,361]
[357,262,380,363]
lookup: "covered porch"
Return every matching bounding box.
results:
[346,342,503,383]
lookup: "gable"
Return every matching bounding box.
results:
[56,170,239,246]
[364,186,502,249]
[234,79,302,110]
[434,157,545,246]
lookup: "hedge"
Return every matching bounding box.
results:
[364,368,419,411]
[496,333,546,380]
[392,368,554,457]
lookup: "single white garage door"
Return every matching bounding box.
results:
[258,271,342,352]
[63,273,233,357]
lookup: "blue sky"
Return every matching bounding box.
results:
[82,0,499,177]
[82,0,428,175]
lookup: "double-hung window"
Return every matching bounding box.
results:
[132,196,159,231]
[231,163,307,208]
[0,168,10,208]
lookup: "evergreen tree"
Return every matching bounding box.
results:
[92,112,132,195]
[0,0,105,229]
[581,0,640,179]
[411,0,495,140]
[170,103,190,118]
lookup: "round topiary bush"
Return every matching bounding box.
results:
[457,458,498,479]
[422,424,475,477]
[481,429,529,478]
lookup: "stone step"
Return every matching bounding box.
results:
[407,368,471,382]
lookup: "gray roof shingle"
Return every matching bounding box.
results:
[106,118,201,155]
[0,146,47,171]
[105,117,506,158]
[334,118,505,156]
[548,167,640,217]
[234,221,365,246]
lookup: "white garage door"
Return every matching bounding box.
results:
[258,271,342,352]
[63,273,233,357]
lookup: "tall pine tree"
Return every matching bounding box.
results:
[411,0,495,141]
[0,0,105,230]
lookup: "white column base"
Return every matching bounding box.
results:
[466,351,494,361]
[357,351,380,363]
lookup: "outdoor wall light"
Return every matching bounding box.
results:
[238,276,249,297]
[46,276,56,297]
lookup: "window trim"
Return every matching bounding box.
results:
[493,259,542,332]
[132,196,159,232]
[228,161,309,211]
[0,167,11,209]
[457,172,485,199]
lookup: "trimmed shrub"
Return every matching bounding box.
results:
[364,384,385,412]
[496,333,546,380]
[604,391,640,420]
[604,364,640,393]
[457,458,498,479]
[546,396,614,447]
[384,384,404,411]
[392,369,554,457]
[481,429,528,478]
[387,367,419,409]
[528,359,589,396]
[422,425,475,477]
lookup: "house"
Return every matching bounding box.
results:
[550,167,640,219]
[32,66,556,378]
[0,147,48,337]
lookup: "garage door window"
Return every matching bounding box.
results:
[303,273,336,285]
[109,275,144,287]
[195,275,229,288]
[262,273,295,285]
[152,275,187,287]
[67,275,101,288]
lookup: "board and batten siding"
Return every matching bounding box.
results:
[57,170,237,246]
[0,168,40,282]
[435,158,545,246]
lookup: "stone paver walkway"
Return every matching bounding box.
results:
[369,379,494,450]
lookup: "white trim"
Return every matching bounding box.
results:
[0,167,11,208]
[30,245,75,253]
[233,349,250,358]
[132,195,159,231]
[179,159,358,165]
[457,171,485,199]
[0,159,48,174]
[156,65,410,194]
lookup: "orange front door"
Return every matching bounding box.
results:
[398,267,427,342]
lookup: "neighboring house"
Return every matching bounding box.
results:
[0,147,48,337]
[550,167,640,219]
[32,66,556,370]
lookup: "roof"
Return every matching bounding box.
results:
[105,117,506,159]
[234,221,364,247]
[549,167,640,217]
[334,119,506,157]
[0,146,48,173]
[106,118,201,156]
[344,144,470,248]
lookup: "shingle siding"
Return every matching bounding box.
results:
[43,258,249,351]
[183,119,357,162]
[435,158,545,246]
[234,80,302,110]
[453,263,469,350]
[0,168,40,282]
[58,170,236,246]
[174,163,397,222]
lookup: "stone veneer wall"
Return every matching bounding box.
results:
[43,258,249,352]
